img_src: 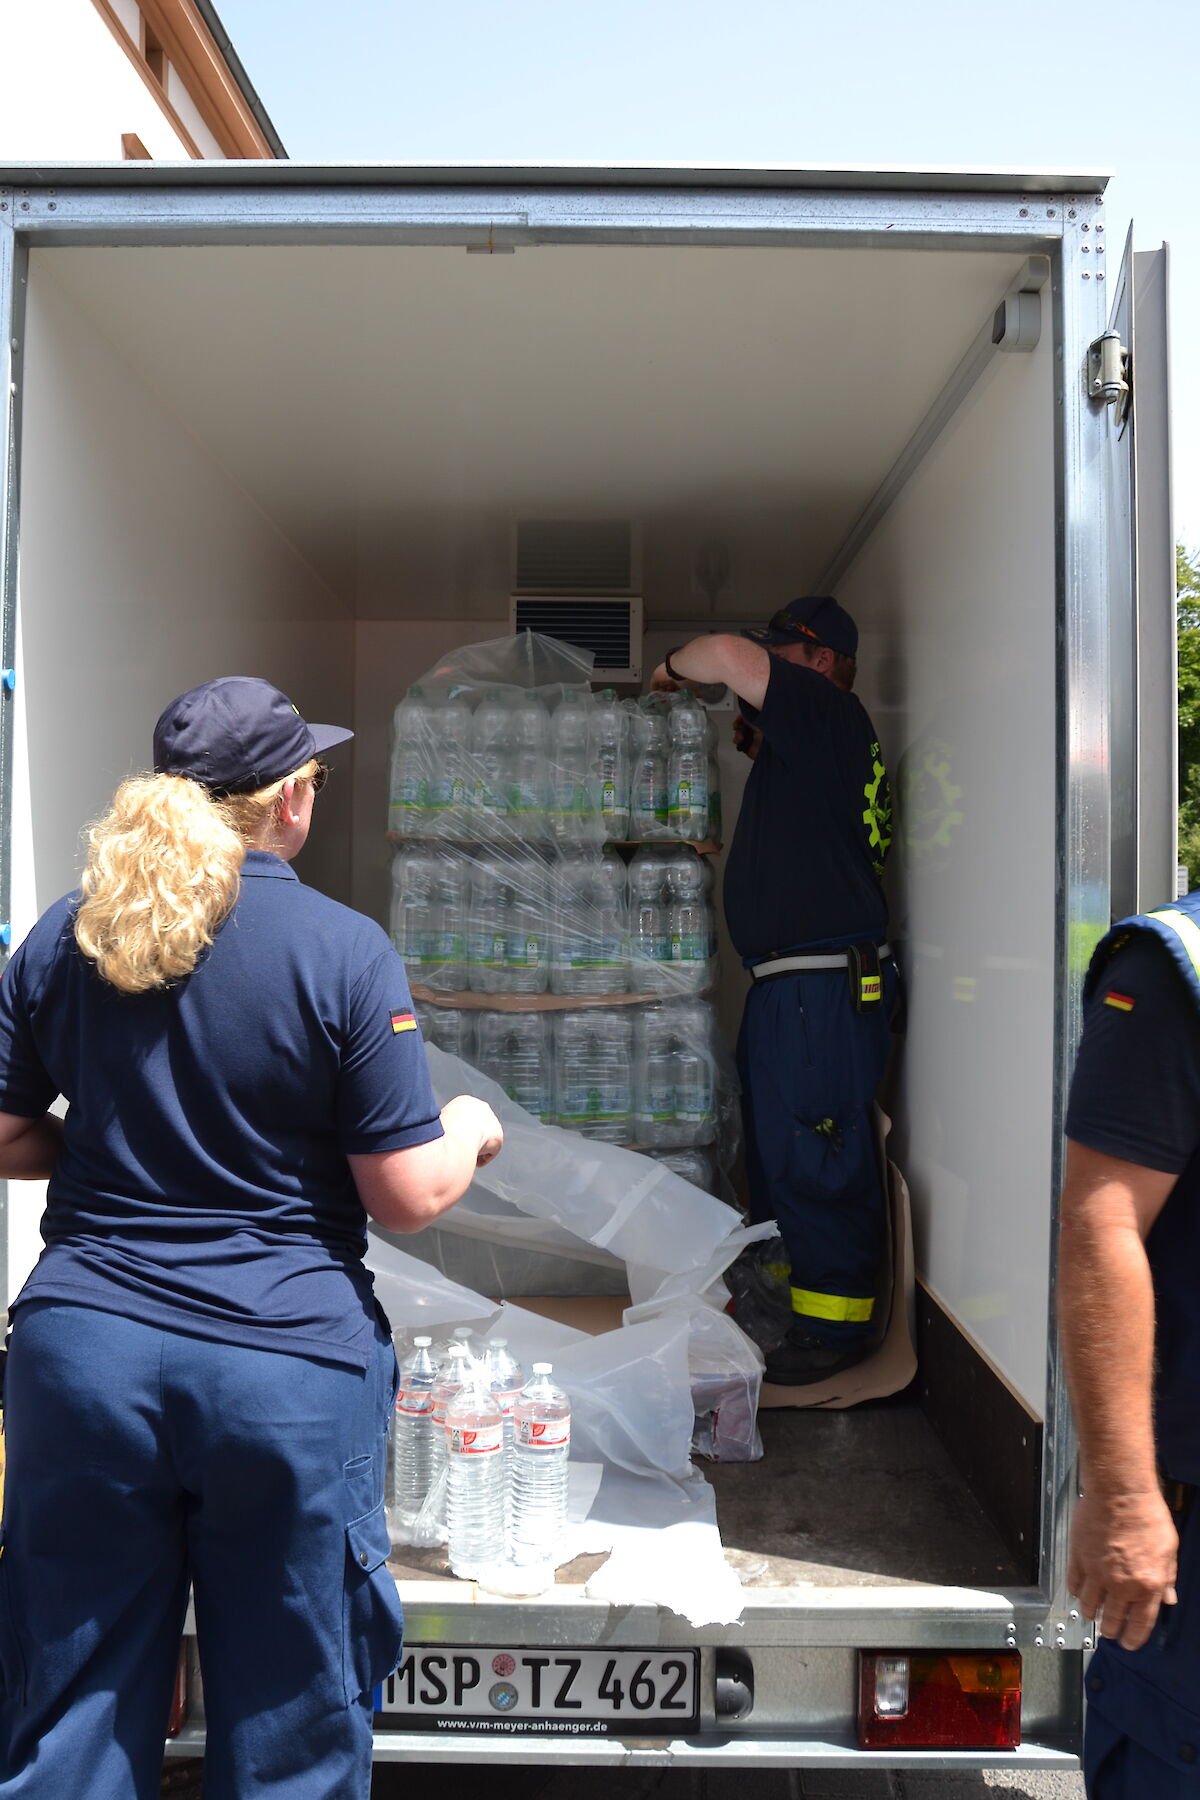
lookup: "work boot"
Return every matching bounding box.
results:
[763,1322,871,1386]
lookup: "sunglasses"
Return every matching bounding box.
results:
[311,763,331,794]
[767,610,823,644]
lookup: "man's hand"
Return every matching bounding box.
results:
[732,714,762,760]
[1068,1485,1178,1650]
[650,662,681,695]
[440,1094,504,1167]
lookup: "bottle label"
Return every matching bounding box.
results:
[517,1418,571,1450]
[508,935,542,968]
[670,933,708,963]
[397,1388,434,1416]
[449,1423,504,1455]
[393,777,427,811]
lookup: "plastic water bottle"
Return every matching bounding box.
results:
[389,842,438,977]
[628,847,671,993]
[504,852,550,993]
[549,688,596,842]
[420,1004,476,1065]
[422,847,468,991]
[667,690,709,840]
[389,685,434,834]
[510,693,550,842]
[483,1338,526,1468]
[477,1012,553,1122]
[665,847,712,994]
[426,1343,473,1546]
[429,688,474,834]
[468,851,506,994]
[629,699,669,838]
[632,1007,677,1146]
[387,1336,437,1544]
[593,689,630,842]
[510,1363,572,1569]
[470,689,514,838]
[553,1009,632,1142]
[672,1000,716,1145]
[642,1146,717,1194]
[552,849,628,995]
[446,1368,506,1578]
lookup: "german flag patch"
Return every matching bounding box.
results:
[1103,991,1136,1012]
[390,1011,418,1034]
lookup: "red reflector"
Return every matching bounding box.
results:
[858,1652,1021,1750]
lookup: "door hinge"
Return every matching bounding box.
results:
[1088,330,1131,432]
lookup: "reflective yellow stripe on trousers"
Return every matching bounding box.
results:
[790,1286,875,1323]
[1149,908,1200,983]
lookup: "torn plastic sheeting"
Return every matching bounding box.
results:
[580,1465,746,1628]
[366,1236,498,1335]
[425,1043,745,1302]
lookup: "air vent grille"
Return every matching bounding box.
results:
[515,520,634,593]
[512,598,636,671]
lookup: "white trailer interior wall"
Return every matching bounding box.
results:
[839,327,1058,1412]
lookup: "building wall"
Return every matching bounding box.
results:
[1,0,276,162]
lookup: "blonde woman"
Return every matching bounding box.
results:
[0,676,502,1800]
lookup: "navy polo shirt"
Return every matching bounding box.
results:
[1066,933,1200,1481]
[723,657,891,961]
[0,850,443,1370]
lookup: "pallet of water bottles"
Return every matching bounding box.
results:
[389,679,721,846]
[414,996,727,1194]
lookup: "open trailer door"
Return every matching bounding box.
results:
[1096,231,1175,919]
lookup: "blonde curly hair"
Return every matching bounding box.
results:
[74,761,318,993]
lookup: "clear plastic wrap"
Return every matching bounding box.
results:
[413,997,738,1171]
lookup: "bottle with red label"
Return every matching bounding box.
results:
[386,1335,437,1545]
[445,1367,506,1578]
[509,1362,572,1568]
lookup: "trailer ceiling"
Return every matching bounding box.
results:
[35,241,1031,606]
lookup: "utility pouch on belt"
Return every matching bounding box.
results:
[848,942,883,1014]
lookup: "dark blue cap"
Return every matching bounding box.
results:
[152,677,353,795]
[748,596,858,658]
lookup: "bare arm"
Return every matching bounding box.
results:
[0,1110,65,1180]
[1058,1139,1179,1650]
[348,1094,503,1233]
[650,634,772,710]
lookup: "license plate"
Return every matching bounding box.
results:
[376,1645,700,1735]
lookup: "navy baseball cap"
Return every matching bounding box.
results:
[747,596,858,658]
[152,676,354,795]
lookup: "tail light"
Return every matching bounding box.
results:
[858,1651,1021,1750]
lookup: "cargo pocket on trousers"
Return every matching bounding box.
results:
[343,1502,404,1706]
[0,1535,28,1704]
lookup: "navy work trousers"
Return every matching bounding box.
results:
[0,1300,403,1800]
[736,962,897,1345]
[1084,1496,1200,1797]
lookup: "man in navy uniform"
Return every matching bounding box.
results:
[652,596,895,1386]
[1060,895,1200,1794]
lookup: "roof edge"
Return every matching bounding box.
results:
[190,0,288,159]
[0,160,1110,194]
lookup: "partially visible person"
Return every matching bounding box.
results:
[0,676,502,1800]
[1060,892,1200,1796]
[650,596,895,1386]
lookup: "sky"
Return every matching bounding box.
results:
[214,0,1200,550]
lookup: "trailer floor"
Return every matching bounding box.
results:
[708,1401,1025,1590]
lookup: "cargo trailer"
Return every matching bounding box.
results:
[0,161,1174,1772]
